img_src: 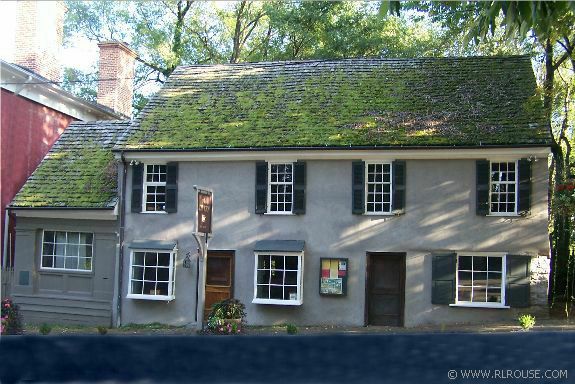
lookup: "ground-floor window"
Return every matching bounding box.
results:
[127,249,176,300]
[253,252,303,305]
[41,231,93,271]
[456,253,506,307]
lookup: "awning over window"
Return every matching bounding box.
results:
[254,240,305,253]
[128,240,177,251]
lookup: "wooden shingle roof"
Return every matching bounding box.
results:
[11,120,130,208]
[121,56,550,150]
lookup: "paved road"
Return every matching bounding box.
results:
[1,332,573,383]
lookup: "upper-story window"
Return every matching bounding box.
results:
[489,161,517,215]
[41,230,93,271]
[131,162,178,214]
[255,161,306,215]
[144,164,167,212]
[476,159,531,217]
[269,163,293,213]
[366,162,393,214]
[352,160,406,215]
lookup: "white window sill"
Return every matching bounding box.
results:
[450,303,509,309]
[364,212,396,216]
[39,268,93,274]
[252,298,302,306]
[140,211,168,214]
[127,294,175,301]
[486,213,520,217]
[263,212,295,216]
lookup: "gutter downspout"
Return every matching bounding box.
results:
[114,152,128,328]
[2,210,9,270]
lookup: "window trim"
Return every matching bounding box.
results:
[364,161,394,215]
[142,163,167,213]
[266,161,295,215]
[450,252,509,309]
[252,251,304,305]
[488,160,519,217]
[40,230,94,273]
[127,248,177,301]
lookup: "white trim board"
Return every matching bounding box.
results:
[118,147,551,162]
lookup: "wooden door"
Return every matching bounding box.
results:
[204,250,234,320]
[366,252,405,326]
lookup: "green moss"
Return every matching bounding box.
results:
[124,57,549,149]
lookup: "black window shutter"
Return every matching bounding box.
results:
[352,161,365,214]
[517,159,532,216]
[293,161,306,214]
[506,255,530,307]
[131,163,144,213]
[165,162,178,213]
[431,252,457,305]
[255,161,268,214]
[392,160,406,214]
[476,160,490,216]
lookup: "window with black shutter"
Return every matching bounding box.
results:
[431,252,456,305]
[131,163,144,213]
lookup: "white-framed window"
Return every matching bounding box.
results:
[365,162,393,214]
[253,251,303,305]
[127,249,176,300]
[490,161,518,215]
[41,230,93,271]
[143,164,167,212]
[268,163,293,214]
[454,253,507,308]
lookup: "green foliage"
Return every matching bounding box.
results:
[517,314,536,330]
[286,323,298,335]
[39,323,52,335]
[97,326,108,335]
[1,298,23,335]
[206,299,247,335]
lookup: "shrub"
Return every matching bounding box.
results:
[206,299,247,335]
[286,323,298,335]
[97,326,108,335]
[518,314,536,330]
[39,323,52,335]
[1,298,23,335]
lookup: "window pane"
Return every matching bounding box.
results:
[473,257,487,271]
[132,266,144,280]
[257,270,270,284]
[157,267,170,282]
[487,288,502,303]
[56,232,67,244]
[284,286,298,300]
[68,232,80,244]
[43,243,54,256]
[54,256,65,268]
[285,271,297,285]
[42,256,53,268]
[44,231,55,243]
[79,258,92,270]
[65,257,78,270]
[144,266,157,281]
[270,285,283,299]
[256,285,269,299]
[133,252,144,266]
[144,252,158,266]
[143,281,156,295]
[472,287,487,303]
[158,253,170,267]
[270,270,284,285]
[487,272,502,288]
[473,272,488,287]
[156,282,169,295]
[66,244,79,257]
[80,233,93,244]
[131,280,143,295]
[258,255,270,269]
[459,256,472,270]
[458,271,472,286]
[271,255,284,270]
[458,286,471,301]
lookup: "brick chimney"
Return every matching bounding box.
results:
[97,41,137,118]
[13,1,67,83]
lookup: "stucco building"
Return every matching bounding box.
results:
[9,56,551,327]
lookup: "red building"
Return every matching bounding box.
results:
[1,1,134,270]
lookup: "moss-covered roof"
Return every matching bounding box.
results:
[11,120,131,208]
[121,56,550,150]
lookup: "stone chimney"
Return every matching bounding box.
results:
[13,1,67,83]
[97,41,137,118]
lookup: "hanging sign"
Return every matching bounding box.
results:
[197,189,213,235]
[319,258,348,296]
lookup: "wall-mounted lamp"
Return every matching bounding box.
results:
[183,252,192,269]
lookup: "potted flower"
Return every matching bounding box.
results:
[206,299,246,334]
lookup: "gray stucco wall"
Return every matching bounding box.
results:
[121,158,549,327]
[11,217,117,325]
